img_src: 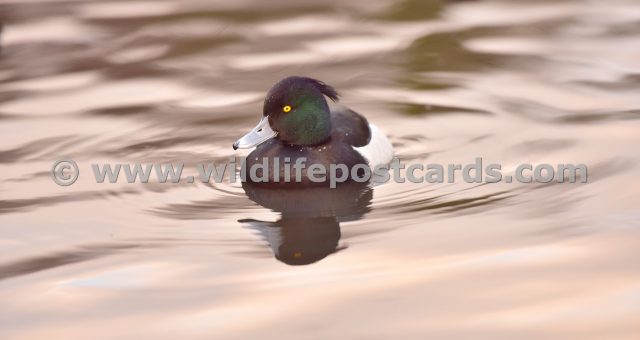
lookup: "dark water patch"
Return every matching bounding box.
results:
[0,243,143,281]
[509,139,575,154]
[399,190,513,214]
[149,5,335,24]
[405,31,507,74]
[389,101,491,116]
[89,105,157,117]
[150,194,252,220]
[374,0,444,22]
[558,109,640,123]
[0,136,76,163]
[0,189,138,215]
[120,136,204,153]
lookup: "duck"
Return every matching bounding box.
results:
[233,76,394,186]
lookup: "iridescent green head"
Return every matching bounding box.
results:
[233,76,339,149]
[263,76,339,146]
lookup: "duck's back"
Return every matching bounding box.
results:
[329,106,371,147]
[334,107,394,168]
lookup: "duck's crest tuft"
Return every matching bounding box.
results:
[302,77,340,102]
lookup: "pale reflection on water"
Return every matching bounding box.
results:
[1,0,640,339]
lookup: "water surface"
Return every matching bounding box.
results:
[1,0,639,339]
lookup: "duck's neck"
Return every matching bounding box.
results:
[297,112,331,146]
[281,96,332,146]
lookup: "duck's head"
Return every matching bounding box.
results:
[233,76,339,149]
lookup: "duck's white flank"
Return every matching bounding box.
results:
[354,124,394,167]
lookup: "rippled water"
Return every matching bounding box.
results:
[1,0,640,338]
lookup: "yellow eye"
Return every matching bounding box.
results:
[283,105,292,113]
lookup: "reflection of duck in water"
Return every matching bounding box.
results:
[239,181,372,265]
